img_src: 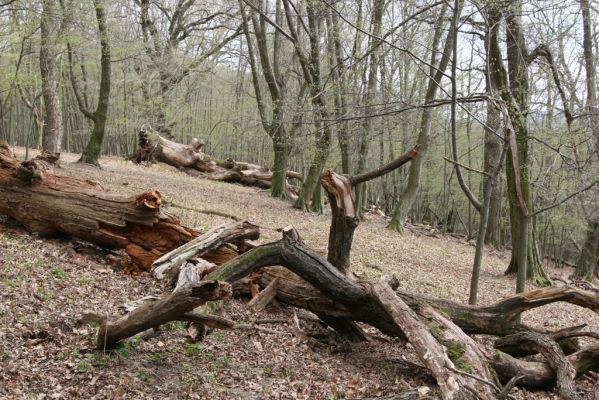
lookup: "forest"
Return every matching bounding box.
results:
[0,0,598,399]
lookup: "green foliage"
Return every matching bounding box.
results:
[76,360,90,373]
[51,266,67,280]
[445,340,473,374]
[324,392,346,400]
[184,343,205,356]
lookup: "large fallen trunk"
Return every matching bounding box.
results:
[134,128,301,189]
[87,220,598,398]
[202,227,599,398]
[0,144,249,272]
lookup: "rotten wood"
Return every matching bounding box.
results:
[152,220,260,281]
[370,281,475,400]
[489,346,599,391]
[493,332,581,400]
[320,146,418,272]
[247,277,279,311]
[0,144,199,272]
[134,128,301,189]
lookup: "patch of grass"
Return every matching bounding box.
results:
[147,351,169,362]
[76,360,90,373]
[51,266,67,280]
[136,369,152,382]
[36,287,52,301]
[185,343,205,356]
[114,338,140,360]
[324,392,345,400]
[0,278,18,288]
[77,276,92,285]
[205,372,217,384]
[279,367,293,379]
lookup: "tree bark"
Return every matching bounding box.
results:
[96,280,231,349]
[0,144,245,272]
[78,0,111,165]
[39,0,63,157]
[486,4,551,287]
[575,218,599,281]
[388,3,460,232]
[134,128,301,190]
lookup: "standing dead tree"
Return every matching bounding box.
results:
[322,145,419,273]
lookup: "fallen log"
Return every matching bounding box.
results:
[134,128,301,189]
[151,220,260,281]
[493,332,580,400]
[250,266,599,339]
[0,144,245,272]
[96,280,232,349]
[203,227,599,396]
[489,346,599,390]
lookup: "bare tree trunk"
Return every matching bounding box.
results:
[388,3,460,232]
[354,0,384,219]
[483,99,503,245]
[67,0,111,166]
[39,0,63,157]
[576,0,599,281]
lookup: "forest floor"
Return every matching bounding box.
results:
[0,148,597,400]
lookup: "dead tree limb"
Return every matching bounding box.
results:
[96,280,232,349]
[489,347,599,391]
[493,332,581,400]
[152,220,260,281]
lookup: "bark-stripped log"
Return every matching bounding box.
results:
[152,220,260,281]
[134,128,301,189]
[0,144,244,272]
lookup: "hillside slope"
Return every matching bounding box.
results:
[0,149,597,399]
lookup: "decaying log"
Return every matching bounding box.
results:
[321,146,419,272]
[0,145,255,272]
[96,280,232,349]
[489,346,599,390]
[134,128,302,189]
[370,281,484,400]
[0,144,199,271]
[493,332,581,400]
[202,228,599,395]
[152,220,260,281]
[251,265,599,339]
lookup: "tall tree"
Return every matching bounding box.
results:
[574,0,599,281]
[388,2,459,232]
[283,0,334,212]
[39,0,64,157]
[135,0,240,137]
[487,2,551,289]
[238,0,296,198]
[67,0,111,166]
[354,0,384,219]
